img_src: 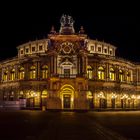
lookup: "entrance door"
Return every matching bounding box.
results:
[111,99,115,108]
[27,98,34,107]
[88,98,94,109]
[63,94,71,109]
[64,69,70,78]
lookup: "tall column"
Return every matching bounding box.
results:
[37,61,40,80]
[77,56,80,74]
[80,57,83,74]
[85,56,88,74]
[82,56,84,74]
[50,56,54,75]
[95,62,98,80]
[25,63,29,80]
[8,66,10,81]
[15,65,18,80]
[106,63,109,81]
[0,68,2,81]
[54,55,57,75]
[116,66,119,82]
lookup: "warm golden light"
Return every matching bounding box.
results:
[119,69,123,82]
[97,92,105,98]
[87,91,93,99]
[131,95,136,99]
[19,67,25,79]
[41,90,48,98]
[111,93,117,99]
[87,65,92,79]
[98,67,105,80]
[126,71,131,82]
[10,69,15,81]
[42,65,48,79]
[3,70,8,81]
[109,68,115,80]
[121,94,128,99]
[30,66,36,79]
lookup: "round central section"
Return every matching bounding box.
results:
[61,42,73,54]
[63,45,71,53]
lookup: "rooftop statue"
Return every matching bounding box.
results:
[59,15,75,34]
[60,15,75,27]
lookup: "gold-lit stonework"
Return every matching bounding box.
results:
[0,15,140,110]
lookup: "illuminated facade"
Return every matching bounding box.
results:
[0,15,140,110]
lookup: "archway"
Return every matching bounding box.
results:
[59,84,75,109]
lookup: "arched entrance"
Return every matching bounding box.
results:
[59,84,74,109]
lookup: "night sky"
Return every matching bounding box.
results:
[0,2,139,62]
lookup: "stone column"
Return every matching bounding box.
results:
[54,55,57,75]
[15,65,18,80]
[0,68,2,81]
[37,61,40,80]
[25,63,29,80]
[77,56,80,75]
[116,66,119,82]
[50,56,54,75]
[95,62,98,80]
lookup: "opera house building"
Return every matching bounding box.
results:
[0,15,140,110]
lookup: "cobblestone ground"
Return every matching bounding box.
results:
[0,110,140,140]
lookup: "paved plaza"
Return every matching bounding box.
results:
[0,110,140,140]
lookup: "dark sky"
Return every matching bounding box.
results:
[0,2,140,62]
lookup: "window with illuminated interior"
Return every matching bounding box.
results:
[10,69,15,81]
[98,66,105,80]
[42,90,48,98]
[87,65,93,79]
[109,68,115,80]
[3,70,8,81]
[30,66,36,79]
[126,71,131,82]
[41,90,48,106]
[19,91,24,99]
[119,69,123,82]
[19,67,25,80]
[41,65,48,79]
[90,45,94,51]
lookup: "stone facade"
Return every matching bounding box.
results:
[0,15,140,110]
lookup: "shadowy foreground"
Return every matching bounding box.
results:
[0,110,140,140]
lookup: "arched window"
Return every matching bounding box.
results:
[42,65,48,79]
[42,90,48,98]
[19,91,24,99]
[19,67,25,80]
[87,65,92,79]
[119,69,123,82]
[9,91,14,101]
[3,70,8,81]
[41,90,48,106]
[10,69,15,81]
[97,92,107,108]
[109,68,115,80]
[98,66,105,80]
[126,71,131,82]
[30,66,36,79]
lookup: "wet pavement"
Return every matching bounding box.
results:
[0,110,140,140]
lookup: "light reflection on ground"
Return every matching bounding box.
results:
[0,110,140,140]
